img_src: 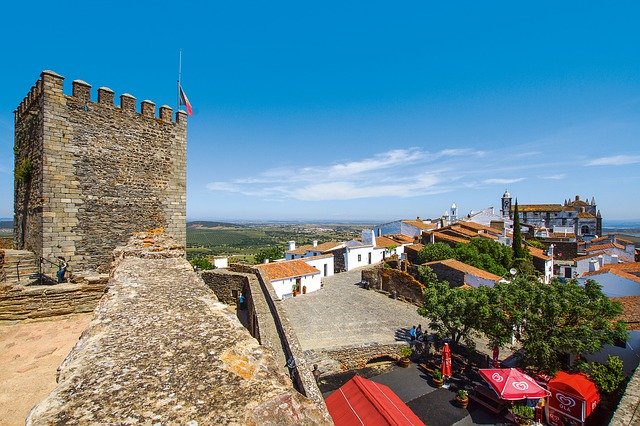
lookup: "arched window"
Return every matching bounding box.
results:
[581,225,590,235]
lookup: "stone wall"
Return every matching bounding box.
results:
[0,279,107,323]
[426,262,466,287]
[0,237,12,249]
[610,365,640,425]
[201,269,246,305]
[362,265,425,306]
[14,71,187,274]
[322,343,408,370]
[27,231,331,425]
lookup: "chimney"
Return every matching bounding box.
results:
[589,259,599,272]
[361,230,375,246]
[288,241,296,251]
[312,240,318,247]
[598,255,604,268]
[611,254,619,264]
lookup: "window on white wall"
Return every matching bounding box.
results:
[358,254,362,262]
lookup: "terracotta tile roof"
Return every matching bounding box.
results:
[286,241,343,255]
[528,246,551,261]
[302,254,334,261]
[402,220,437,230]
[587,242,626,252]
[387,234,415,244]
[431,233,468,244]
[458,221,502,235]
[374,236,402,249]
[611,296,640,330]
[577,212,596,219]
[582,263,640,283]
[589,236,609,244]
[548,232,576,239]
[404,243,424,252]
[256,259,320,281]
[567,199,590,207]
[513,204,563,212]
[593,262,640,275]
[425,258,503,282]
[448,226,479,238]
[574,251,607,261]
[616,237,634,245]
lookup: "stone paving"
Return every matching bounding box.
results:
[282,267,426,351]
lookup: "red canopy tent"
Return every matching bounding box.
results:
[546,372,599,426]
[479,368,551,400]
[325,375,425,426]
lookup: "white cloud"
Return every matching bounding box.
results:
[206,147,516,201]
[541,174,566,180]
[586,155,640,166]
[482,178,525,185]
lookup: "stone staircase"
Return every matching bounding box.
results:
[1,250,39,284]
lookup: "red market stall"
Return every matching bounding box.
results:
[546,372,600,426]
[325,375,425,426]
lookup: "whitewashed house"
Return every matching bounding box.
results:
[257,259,322,300]
[373,218,437,238]
[578,263,640,298]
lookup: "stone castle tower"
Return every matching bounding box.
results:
[13,70,187,272]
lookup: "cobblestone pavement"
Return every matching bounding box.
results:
[282,267,426,351]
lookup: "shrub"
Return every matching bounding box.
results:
[15,157,32,183]
[511,404,534,420]
[190,256,214,270]
[432,369,442,380]
[400,346,413,358]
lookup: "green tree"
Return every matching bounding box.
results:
[254,246,284,264]
[416,242,455,264]
[584,356,625,395]
[485,278,627,373]
[190,255,214,270]
[417,266,487,346]
[512,200,524,260]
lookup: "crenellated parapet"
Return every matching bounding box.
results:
[15,70,187,125]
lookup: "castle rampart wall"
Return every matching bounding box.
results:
[14,71,186,272]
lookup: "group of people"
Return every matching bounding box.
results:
[408,324,424,342]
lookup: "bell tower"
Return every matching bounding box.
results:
[501,190,512,219]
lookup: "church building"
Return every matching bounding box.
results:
[500,191,602,238]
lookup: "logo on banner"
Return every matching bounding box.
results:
[512,381,529,391]
[556,392,576,411]
[492,373,504,382]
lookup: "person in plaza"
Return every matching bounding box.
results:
[56,256,68,283]
[286,355,297,380]
[409,325,416,341]
[416,324,423,341]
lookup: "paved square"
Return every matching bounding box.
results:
[282,268,427,351]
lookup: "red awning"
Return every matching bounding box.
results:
[325,375,425,426]
[479,368,551,400]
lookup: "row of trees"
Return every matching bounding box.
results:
[416,239,518,276]
[417,266,627,374]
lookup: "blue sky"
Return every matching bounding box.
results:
[1,1,639,221]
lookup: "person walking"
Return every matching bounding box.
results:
[416,324,423,341]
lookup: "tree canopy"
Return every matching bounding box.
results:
[254,246,285,264]
[416,238,513,276]
[417,272,628,373]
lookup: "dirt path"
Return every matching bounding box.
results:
[0,314,92,425]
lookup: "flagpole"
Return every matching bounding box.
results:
[177,49,182,112]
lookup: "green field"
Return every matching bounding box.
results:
[186,222,366,264]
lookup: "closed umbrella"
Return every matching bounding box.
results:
[479,368,550,400]
[441,343,452,378]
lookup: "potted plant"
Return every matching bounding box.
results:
[398,346,413,367]
[432,369,443,388]
[455,389,469,408]
[302,285,307,294]
[291,284,298,296]
[511,404,534,426]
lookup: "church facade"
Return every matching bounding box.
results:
[500,191,602,238]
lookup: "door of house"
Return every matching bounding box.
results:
[368,252,372,264]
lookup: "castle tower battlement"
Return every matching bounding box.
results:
[14,70,187,272]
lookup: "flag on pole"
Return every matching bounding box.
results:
[178,84,193,116]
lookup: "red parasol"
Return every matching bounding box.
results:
[479,368,551,400]
[441,343,452,378]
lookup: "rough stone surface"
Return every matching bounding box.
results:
[14,71,186,274]
[610,365,640,426]
[27,232,330,425]
[201,269,246,305]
